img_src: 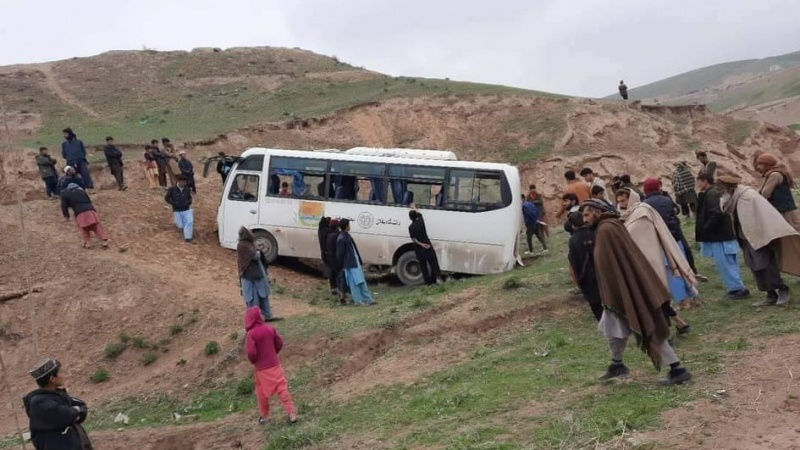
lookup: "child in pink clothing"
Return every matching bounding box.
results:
[244,307,297,423]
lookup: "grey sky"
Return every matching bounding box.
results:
[2,0,799,97]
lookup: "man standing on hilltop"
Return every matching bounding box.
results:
[35,147,59,199]
[61,127,93,189]
[618,80,628,100]
[103,136,126,191]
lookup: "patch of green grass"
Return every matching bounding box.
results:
[501,276,523,290]
[141,351,158,366]
[789,123,800,131]
[90,368,110,384]
[204,341,220,356]
[104,342,126,359]
[131,336,149,349]
[169,324,184,336]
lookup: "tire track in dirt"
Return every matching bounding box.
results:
[38,64,100,118]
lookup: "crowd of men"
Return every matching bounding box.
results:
[561,150,800,384]
[34,127,202,247]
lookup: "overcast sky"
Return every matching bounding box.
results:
[2,0,799,97]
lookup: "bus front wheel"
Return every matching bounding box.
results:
[252,230,279,264]
[396,251,424,286]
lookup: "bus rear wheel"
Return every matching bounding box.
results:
[252,230,279,264]
[396,251,424,286]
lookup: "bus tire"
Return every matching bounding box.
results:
[251,230,279,263]
[396,250,424,286]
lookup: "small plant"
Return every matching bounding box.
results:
[411,296,432,309]
[141,351,158,366]
[118,333,130,345]
[90,368,109,384]
[104,342,126,359]
[204,341,220,356]
[229,331,239,341]
[236,378,254,396]
[380,318,400,331]
[169,325,184,336]
[502,276,523,290]
[131,337,149,349]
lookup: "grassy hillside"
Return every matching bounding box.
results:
[0,48,556,146]
[620,50,800,100]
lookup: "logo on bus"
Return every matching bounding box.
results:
[357,212,375,229]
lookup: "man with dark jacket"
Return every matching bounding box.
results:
[619,80,628,100]
[216,151,235,184]
[61,127,93,189]
[522,195,545,254]
[567,210,603,321]
[103,136,126,190]
[336,219,374,306]
[165,174,194,243]
[695,173,750,300]
[35,147,59,198]
[177,151,196,194]
[23,358,93,450]
[409,205,442,285]
[324,218,347,303]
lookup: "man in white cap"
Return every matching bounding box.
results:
[58,166,85,192]
[23,358,93,449]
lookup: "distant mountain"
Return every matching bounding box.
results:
[609,50,800,127]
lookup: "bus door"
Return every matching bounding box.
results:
[222,172,262,246]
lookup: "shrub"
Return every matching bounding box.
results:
[169,325,184,336]
[104,342,125,359]
[204,341,220,356]
[411,296,432,309]
[502,276,523,290]
[141,351,158,366]
[131,337,149,349]
[229,332,239,341]
[236,378,254,396]
[118,333,130,344]
[90,368,109,384]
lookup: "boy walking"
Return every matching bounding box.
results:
[165,174,194,243]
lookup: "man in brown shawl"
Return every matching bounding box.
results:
[718,175,800,306]
[582,200,692,385]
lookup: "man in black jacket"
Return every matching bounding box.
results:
[23,358,93,450]
[409,205,442,285]
[35,147,59,198]
[165,174,194,243]
[695,173,750,299]
[103,136,126,190]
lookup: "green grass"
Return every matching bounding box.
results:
[5,222,799,450]
[789,123,800,131]
[90,368,110,384]
[204,341,220,356]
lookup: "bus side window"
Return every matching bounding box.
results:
[229,174,260,202]
[446,170,506,211]
[388,165,445,207]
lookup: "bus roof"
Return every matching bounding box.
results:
[345,147,458,161]
[239,147,514,171]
